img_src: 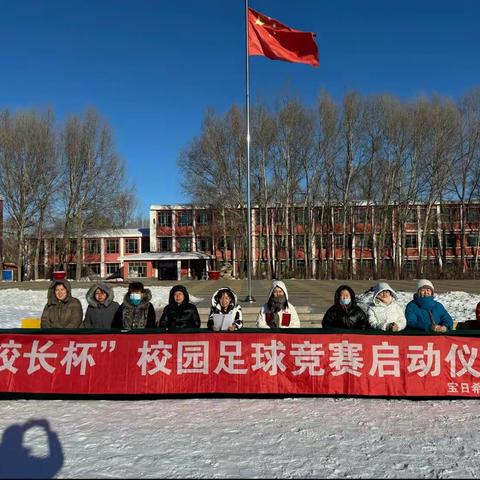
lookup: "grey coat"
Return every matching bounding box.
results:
[84,282,120,329]
[41,279,84,329]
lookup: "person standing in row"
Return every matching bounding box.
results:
[84,282,120,329]
[41,279,83,328]
[112,281,156,330]
[405,279,453,333]
[207,287,243,331]
[158,285,201,330]
[256,280,300,329]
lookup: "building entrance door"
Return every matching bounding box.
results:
[158,261,177,280]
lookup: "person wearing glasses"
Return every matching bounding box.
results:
[367,282,406,332]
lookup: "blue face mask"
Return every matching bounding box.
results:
[130,293,142,306]
[340,298,351,306]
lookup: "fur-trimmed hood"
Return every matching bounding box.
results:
[211,287,238,309]
[122,288,152,307]
[46,279,73,305]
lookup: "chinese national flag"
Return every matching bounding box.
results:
[248,8,319,67]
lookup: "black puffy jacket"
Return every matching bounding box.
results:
[322,285,368,329]
[159,285,201,330]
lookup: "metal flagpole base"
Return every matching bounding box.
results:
[243,295,256,303]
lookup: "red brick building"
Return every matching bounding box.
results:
[25,201,480,280]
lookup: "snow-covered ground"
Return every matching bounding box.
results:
[1,287,480,479]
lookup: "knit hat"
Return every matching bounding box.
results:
[416,279,434,294]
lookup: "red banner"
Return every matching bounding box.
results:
[1,331,480,397]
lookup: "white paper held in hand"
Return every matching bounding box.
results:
[212,313,234,331]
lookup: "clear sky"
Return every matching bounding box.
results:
[1,0,479,214]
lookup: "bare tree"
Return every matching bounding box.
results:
[0,109,58,280]
[59,108,128,280]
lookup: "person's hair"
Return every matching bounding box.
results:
[267,289,288,311]
[218,289,234,302]
[128,282,145,294]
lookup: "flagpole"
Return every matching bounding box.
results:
[244,0,255,303]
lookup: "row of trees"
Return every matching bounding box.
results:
[179,89,480,279]
[0,108,141,280]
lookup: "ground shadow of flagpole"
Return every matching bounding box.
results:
[0,418,64,479]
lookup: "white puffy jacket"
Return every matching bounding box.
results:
[367,282,406,331]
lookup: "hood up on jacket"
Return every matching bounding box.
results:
[122,288,152,306]
[86,282,115,308]
[168,285,189,305]
[372,282,398,304]
[333,285,357,307]
[211,287,238,308]
[46,279,73,305]
[268,280,289,302]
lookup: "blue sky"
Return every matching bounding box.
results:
[1,0,479,214]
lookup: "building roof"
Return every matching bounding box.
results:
[85,228,150,238]
[119,252,214,261]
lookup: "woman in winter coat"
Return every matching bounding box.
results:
[84,282,120,329]
[256,280,300,329]
[476,302,480,322]
[111,281,156,329]
[367,282,406,332]
[207,287,243,331]
[41,279,83,328]
[405,279,453,333]
[158,285,201,330]
[322,285,368,329]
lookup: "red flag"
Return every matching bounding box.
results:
[248,8,319,67]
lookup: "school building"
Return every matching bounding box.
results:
[24,201,480,281]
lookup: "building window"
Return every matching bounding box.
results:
[441,207,457,223]
[316,235,330,249]
[466,208,480,223]
[354,207,371,223]
[158,237,172,252]
[177,211,192,227]
[444,235,457,248]
[333,209,345,224]
[295,235,305,249]
[177,237,191,252]
[355,235,373,249]
[197,237,211,252]
[404,208,417,223]
[424,235,439,248]
[275,236,286,249]
[158,211,172,227]
[128,262,147,278]
[68,239,77,255]
[467,234,478,247]
[86,239,100,254]
[106,239,119,254]
[294,209,305,224]
[87,263,101,274]
[196,211,210,226]
[125,239,138,254]
[383,234,393,247]
[106,263,120,275]
[404,260,416,271]
[404,235,417,248]
[335,236,344,248]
